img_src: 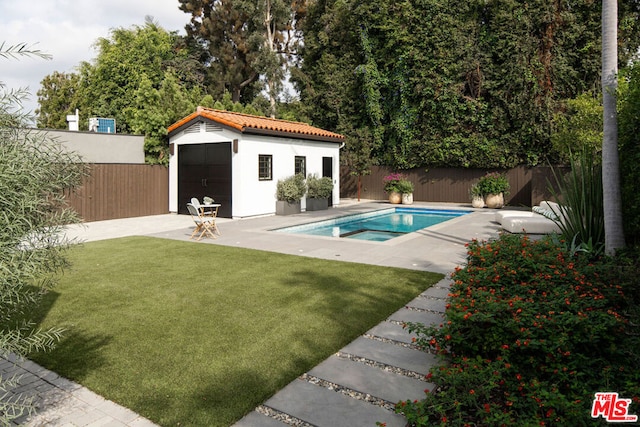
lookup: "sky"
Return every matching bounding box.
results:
[1,0,188,120]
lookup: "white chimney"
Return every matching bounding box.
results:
[66,109,79,131]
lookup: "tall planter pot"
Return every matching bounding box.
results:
[402,193,414,205]
[306,198,329,211]
[484,193,504,209]
[388,192,402,204]
[471,196,485,208]
[276,200,301,215]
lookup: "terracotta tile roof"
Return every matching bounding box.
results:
[168,106,344,142]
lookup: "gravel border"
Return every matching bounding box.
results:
[335,351,429,381]
[256,405,315,427]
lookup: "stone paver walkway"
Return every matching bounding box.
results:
[2,353,158,426]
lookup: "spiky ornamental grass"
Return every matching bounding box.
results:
[0,84,85,423]
[548,149,605,256]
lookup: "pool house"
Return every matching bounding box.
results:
[167,107,344,218]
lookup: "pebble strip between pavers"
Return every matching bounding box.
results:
[1,352,158,427]
[233,278,452,427]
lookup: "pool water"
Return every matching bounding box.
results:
[275,207,470,242]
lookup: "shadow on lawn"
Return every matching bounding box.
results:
[32,330,113,382]
[278,266,438,339]
[29,290,113,382]
[133,365,291,427]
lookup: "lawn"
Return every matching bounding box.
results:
[30,236,442,426]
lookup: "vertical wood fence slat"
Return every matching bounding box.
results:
[65,164,169,222]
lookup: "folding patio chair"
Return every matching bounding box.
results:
[191,197,216,217]
[187,203,219,240]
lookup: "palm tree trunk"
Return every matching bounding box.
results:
[602,0,625,254]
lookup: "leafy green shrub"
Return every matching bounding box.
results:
[276,174,306,202]
[399,234,640,426]
[396,178,414,194]
[306,173,333,199]
[469,183,483,199]
[619,64,640,245]
[475,172,510,196]
[551,93,602,164]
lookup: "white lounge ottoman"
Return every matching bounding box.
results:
[501,214,561,234]
[494,210,536,223]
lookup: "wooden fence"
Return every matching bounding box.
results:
[340,165,559,207]
[67,164,557,222]
[65,164,169,222]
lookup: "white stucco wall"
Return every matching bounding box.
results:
[235,134,340,217]
[168,122,341,217]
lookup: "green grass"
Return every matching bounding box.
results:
[30,236,442,426]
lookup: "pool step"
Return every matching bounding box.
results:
[339,228,405,240]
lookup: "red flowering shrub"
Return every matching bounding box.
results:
[399,234,640,426]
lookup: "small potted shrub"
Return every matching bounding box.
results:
[396,178,415,205]
[383,173,414,204]
[306,173,334,211]
[469,183,485,208]
[276,174,306,215]
[476,172,510,208]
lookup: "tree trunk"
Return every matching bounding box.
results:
[264,0,278,118]
[266,79,277,118]
[601,0,625,254]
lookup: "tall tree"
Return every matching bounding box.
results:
[291,0,369,162]
[179,0,305,114]
[296,0,640,169]
[79,18,201,134]
[126,71,199,164]
[35,71,81,129]
[256,0,288,117]
[180,0,258,103]
[36,19,206,163]
[37,19,204,133]
[601,0,625,254]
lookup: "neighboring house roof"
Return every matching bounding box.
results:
[168,106,344,143]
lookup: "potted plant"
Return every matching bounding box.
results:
[396,178,415,204]
[469,183,485,208]
[476,172,510,208]
[306,174,334,211]
[383,173,414,204]
[276,174,306,215]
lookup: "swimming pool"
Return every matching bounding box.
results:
[274,207,471,242]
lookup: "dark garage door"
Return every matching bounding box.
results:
[178,142,232,217]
